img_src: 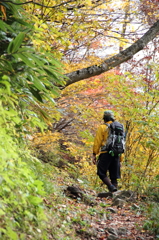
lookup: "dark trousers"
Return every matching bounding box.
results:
[97,152,119,184]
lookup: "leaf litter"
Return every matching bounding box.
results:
[45,180,156,240]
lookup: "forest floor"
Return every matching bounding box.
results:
[44,171,157,240]
[71,193,156,240]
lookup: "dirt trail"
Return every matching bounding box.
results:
[89,197,155,240]
[67,188,156,240]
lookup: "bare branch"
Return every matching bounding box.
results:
[1,0,103,10]
[0,0,75,8]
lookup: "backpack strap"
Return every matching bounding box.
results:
[105,123,114,135]
[104,123,110,129]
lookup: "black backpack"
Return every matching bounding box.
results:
[101,121,125,156]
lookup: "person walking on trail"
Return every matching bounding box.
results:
[92,110,123,192]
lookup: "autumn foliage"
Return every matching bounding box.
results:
[0,1,159,239]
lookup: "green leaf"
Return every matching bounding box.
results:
[28,75,46,91]
[7,32,25,54]
[28,196,43,206]
[14,53,35,68]
[0,209,5,216]
[45,54,63,67]
[14,18,34,29]
[0,20,13,32]
[44,67,61,83]
[24,52,45,67]
[0,59,13,72]
[0,80,11,94]
[6,227,18,240]
[49,87,60,97]
[29,87,43,102]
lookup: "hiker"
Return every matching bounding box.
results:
[92,110,124,192]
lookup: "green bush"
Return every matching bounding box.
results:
[0,127,48,239]
[142,179,159,237]
[143,202,159,235]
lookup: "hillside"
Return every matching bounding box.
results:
[0,1,159,239]
[26,155,157,240]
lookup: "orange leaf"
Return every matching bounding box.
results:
[0,5,7,20]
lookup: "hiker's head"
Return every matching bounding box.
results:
[103,110,115,122]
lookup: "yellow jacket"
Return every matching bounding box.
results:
[93,121,124,161]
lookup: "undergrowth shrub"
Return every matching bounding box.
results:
[142,178,159,237]
[143,202,159,235]
[144,176,159,202]
[0,129,48,240]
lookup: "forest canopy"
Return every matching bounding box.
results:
[0,1,159,239]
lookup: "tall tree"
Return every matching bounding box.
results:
[65,19,159,86]
[2,0,159,88]
[0,1,66,130]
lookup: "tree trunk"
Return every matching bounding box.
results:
[65,20,159,87]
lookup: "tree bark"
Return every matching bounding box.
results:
[65,20,159,87]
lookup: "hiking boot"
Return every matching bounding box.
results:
[108,185,117,192]
[111,183,118,190]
